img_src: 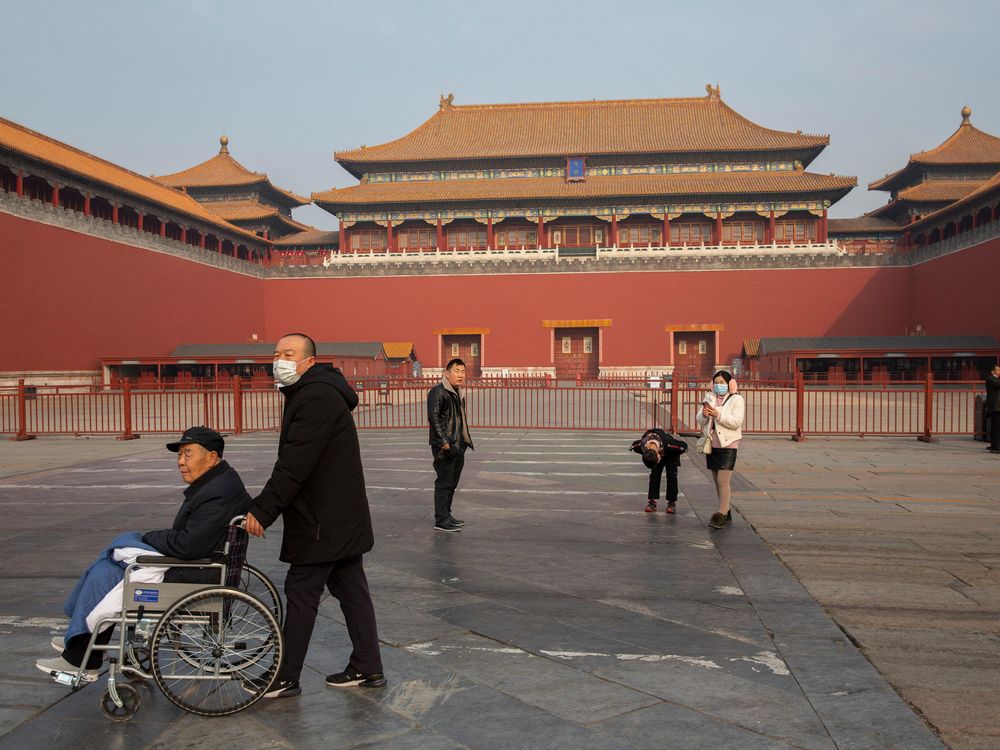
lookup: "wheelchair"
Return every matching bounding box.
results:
[54,516,284,721]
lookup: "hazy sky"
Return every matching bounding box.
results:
[4,0,998,230]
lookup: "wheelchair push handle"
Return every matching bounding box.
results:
[229,515,247,528]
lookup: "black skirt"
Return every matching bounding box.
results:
[706,447,738,471]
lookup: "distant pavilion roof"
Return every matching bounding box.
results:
[827,216,902,234]
[0,117,262,242]
[758,335,999,356]
[906,169,1000,232]
[154,137,309,207]
[335,87,830,175]
[870,107,1000,192]
[313,170,855,209]
[201,198,312,233]
[273,228,340,248]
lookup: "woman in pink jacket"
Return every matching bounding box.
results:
[696,370,746,529]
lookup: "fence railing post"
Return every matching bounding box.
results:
[12,378,37,441]
[669,376,679,433]
[117,380,139,440]
[232,378,243,435]
[792,371,805,441]
[918,371,938,443]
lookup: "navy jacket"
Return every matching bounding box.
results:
[142,460,253,583]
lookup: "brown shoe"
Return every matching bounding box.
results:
[708,511,731,529]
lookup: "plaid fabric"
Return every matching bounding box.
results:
[223,524,250,588]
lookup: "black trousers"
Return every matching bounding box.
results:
[648,463,679,503]
[432,445,466,523]
[991,410,1000,449]
[278,555,382,682]
[63,627,114,669]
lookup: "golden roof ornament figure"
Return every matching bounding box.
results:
[961,105,972,125]
[439,93,455,110]
[219,135,230,154]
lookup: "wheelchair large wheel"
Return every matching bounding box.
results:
[238,563,284,626]
[151,588,281,716]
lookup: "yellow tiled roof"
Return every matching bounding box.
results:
[273,229,340,247]
[870,109,1000,191]
[202,199,313,232]
[313,171,856,208]
[0,117,262,241]
[335,90,829,167]
[896,180,983,202]
[382,342,415,359]
[154,140,309,206]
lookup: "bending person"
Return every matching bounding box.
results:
[36,427,252,681]
[696,371,746,530]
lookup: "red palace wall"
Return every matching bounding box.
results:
[3,208,997,375]
[0,212,265,372]
[909,236,1000,341]
[262,267,913,370]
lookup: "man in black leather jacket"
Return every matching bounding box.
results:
[987,363,1000,453]
[427,358,474,532]
[245,333,385,698]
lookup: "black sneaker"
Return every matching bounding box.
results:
[326,666,387,689]
[448,516,465,526]
[243,677,301,698]
[435,520,462,532]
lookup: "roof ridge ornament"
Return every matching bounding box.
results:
[439,93,455,110]
[705,83,721,100]
[219,135,230,154]
[961,105,972,125]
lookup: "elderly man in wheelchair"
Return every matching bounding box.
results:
[34,426,284,720]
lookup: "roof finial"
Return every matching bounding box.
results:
[219,135,230,154]
[705,83,721,100]
[961,105,972,125]
[439,93,455,110]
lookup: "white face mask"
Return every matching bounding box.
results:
[274,358,304,387]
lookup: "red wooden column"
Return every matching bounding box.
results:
[159,220,166,238]
[15,169,23,197]
[436,218,444,250]
[199,232,206,249]
[819,209,828,242]
[51,183,60,208]
[137,211,144,232]
[768,210,776,244]
[714,211,722,245]
[83,193,91,216]
[662,215,670,247]
[112,203,119,224]
[386,219,394,253]
[487,217,494,250]
[340,224,349,254]
[610,214,618,247]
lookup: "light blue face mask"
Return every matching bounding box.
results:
[713,383,729,395]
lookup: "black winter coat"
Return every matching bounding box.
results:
[631,428,688,467]
[986,373,1000,413]
[249,364,374,565]
[427,382,474,449]
[142,461,253,583]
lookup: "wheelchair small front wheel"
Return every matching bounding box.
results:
[100,683,141,721]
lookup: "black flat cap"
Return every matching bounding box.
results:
[166,426,225,456]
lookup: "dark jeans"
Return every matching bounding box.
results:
[648,463,679,503]
[991,410,1000,449]
[432,445,466,524]
[278,555,382,682]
